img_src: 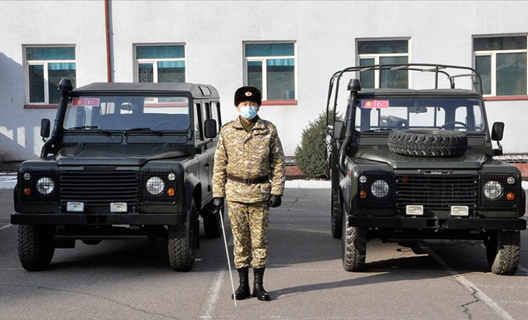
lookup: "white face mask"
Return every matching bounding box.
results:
[240,106,258,120]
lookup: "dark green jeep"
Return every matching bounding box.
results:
[326,64,526,275]
[12,79,223,271]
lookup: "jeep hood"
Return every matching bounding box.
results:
[55,145,190,166]
[356,147,489,169]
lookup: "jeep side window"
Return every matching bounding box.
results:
[210,101,222,132]
[194,103,204,142]
[204,102,211,119]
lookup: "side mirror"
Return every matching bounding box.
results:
[491,122,504,141]
[491,122,504,156]
[204,119,217,138]
[334,120,346,140]
[41,118,51,138]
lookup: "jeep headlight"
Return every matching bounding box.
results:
[146,177,165,195]
[371,180,389,198]
[36,177,55,195]
[483,180,503,200]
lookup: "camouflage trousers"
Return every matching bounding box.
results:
[227,200,269,269]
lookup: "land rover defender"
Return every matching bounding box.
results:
[325,64,526,275]
[12,79,223,271]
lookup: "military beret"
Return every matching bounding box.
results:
[234,86,262,107]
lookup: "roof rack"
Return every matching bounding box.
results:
[325,63,483,129]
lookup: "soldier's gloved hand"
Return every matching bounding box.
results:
[213,197,224,211]
[269,195,282,208]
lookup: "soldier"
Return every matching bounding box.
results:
[212,86,286,301]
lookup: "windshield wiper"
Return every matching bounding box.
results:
[363,128,394,133]
[125,127,163,135]
[68,125,100,130]
[67,126,111,135]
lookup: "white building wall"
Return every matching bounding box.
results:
[1,0,528,160]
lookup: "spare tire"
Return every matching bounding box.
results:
[388,130,467,157]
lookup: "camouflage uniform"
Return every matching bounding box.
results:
[213,116,285,269]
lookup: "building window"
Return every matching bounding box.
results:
[474,36,527,96]
[25,46,76,104]
[244,42,296,102]
[357,39,409,88]
[136,45,185,83]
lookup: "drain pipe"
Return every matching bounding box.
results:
[105,0,113,82]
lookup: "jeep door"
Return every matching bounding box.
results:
[193,101,217,204]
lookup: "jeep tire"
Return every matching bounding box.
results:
[388,130,467,157]
[484,230,521,275]
[331,188,342,239]
[168,199,198,271]
[18,225,55,271]
[342,202,366,272]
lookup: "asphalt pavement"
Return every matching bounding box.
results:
[3,188,528,319]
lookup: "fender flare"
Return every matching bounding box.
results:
[184,173,202,212]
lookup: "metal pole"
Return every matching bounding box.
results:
[218,204,237,307]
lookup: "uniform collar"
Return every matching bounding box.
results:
[235,115,264,130]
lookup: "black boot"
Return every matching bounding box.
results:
[252,267,270,301]
[233,267,251,300]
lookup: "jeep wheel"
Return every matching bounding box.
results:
[342,202,366,271]
[203,203,223,239]
[388,130,467,157]
[331,188,342,239]
[168,199,198,271]
[17,225,55,271]
[484,230,520,275]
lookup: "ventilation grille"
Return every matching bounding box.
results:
[59,170,139,205]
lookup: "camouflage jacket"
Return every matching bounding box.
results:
[213,116,286,203]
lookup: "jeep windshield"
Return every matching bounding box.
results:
[354,97,485,133]
[63,95,190,132]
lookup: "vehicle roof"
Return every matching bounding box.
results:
[357,88,483,99]
[72,82,220,99]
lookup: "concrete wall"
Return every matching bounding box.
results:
[1,0,527,160]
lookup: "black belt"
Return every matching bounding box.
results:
[227,174,269,185]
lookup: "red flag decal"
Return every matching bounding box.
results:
[72,98,86,106]
[85,98,100,106]
[362,100,389,108]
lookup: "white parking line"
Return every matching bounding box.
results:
[422,245,515,320]
[200,270,225,319]
[0,224,12,231]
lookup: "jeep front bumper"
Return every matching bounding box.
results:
[11,212,185,226]
[349,216,527,230]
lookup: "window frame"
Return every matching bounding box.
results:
[24,45,77,106]
[243,41,297,105]
[473,35,528,98]
[134,44,187,83]
[356,38,411,89]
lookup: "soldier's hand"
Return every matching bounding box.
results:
[269,195,282,208]
[213,197,224,210]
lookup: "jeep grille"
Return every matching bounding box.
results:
[395,174,478,212]
[59,170,139,205]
